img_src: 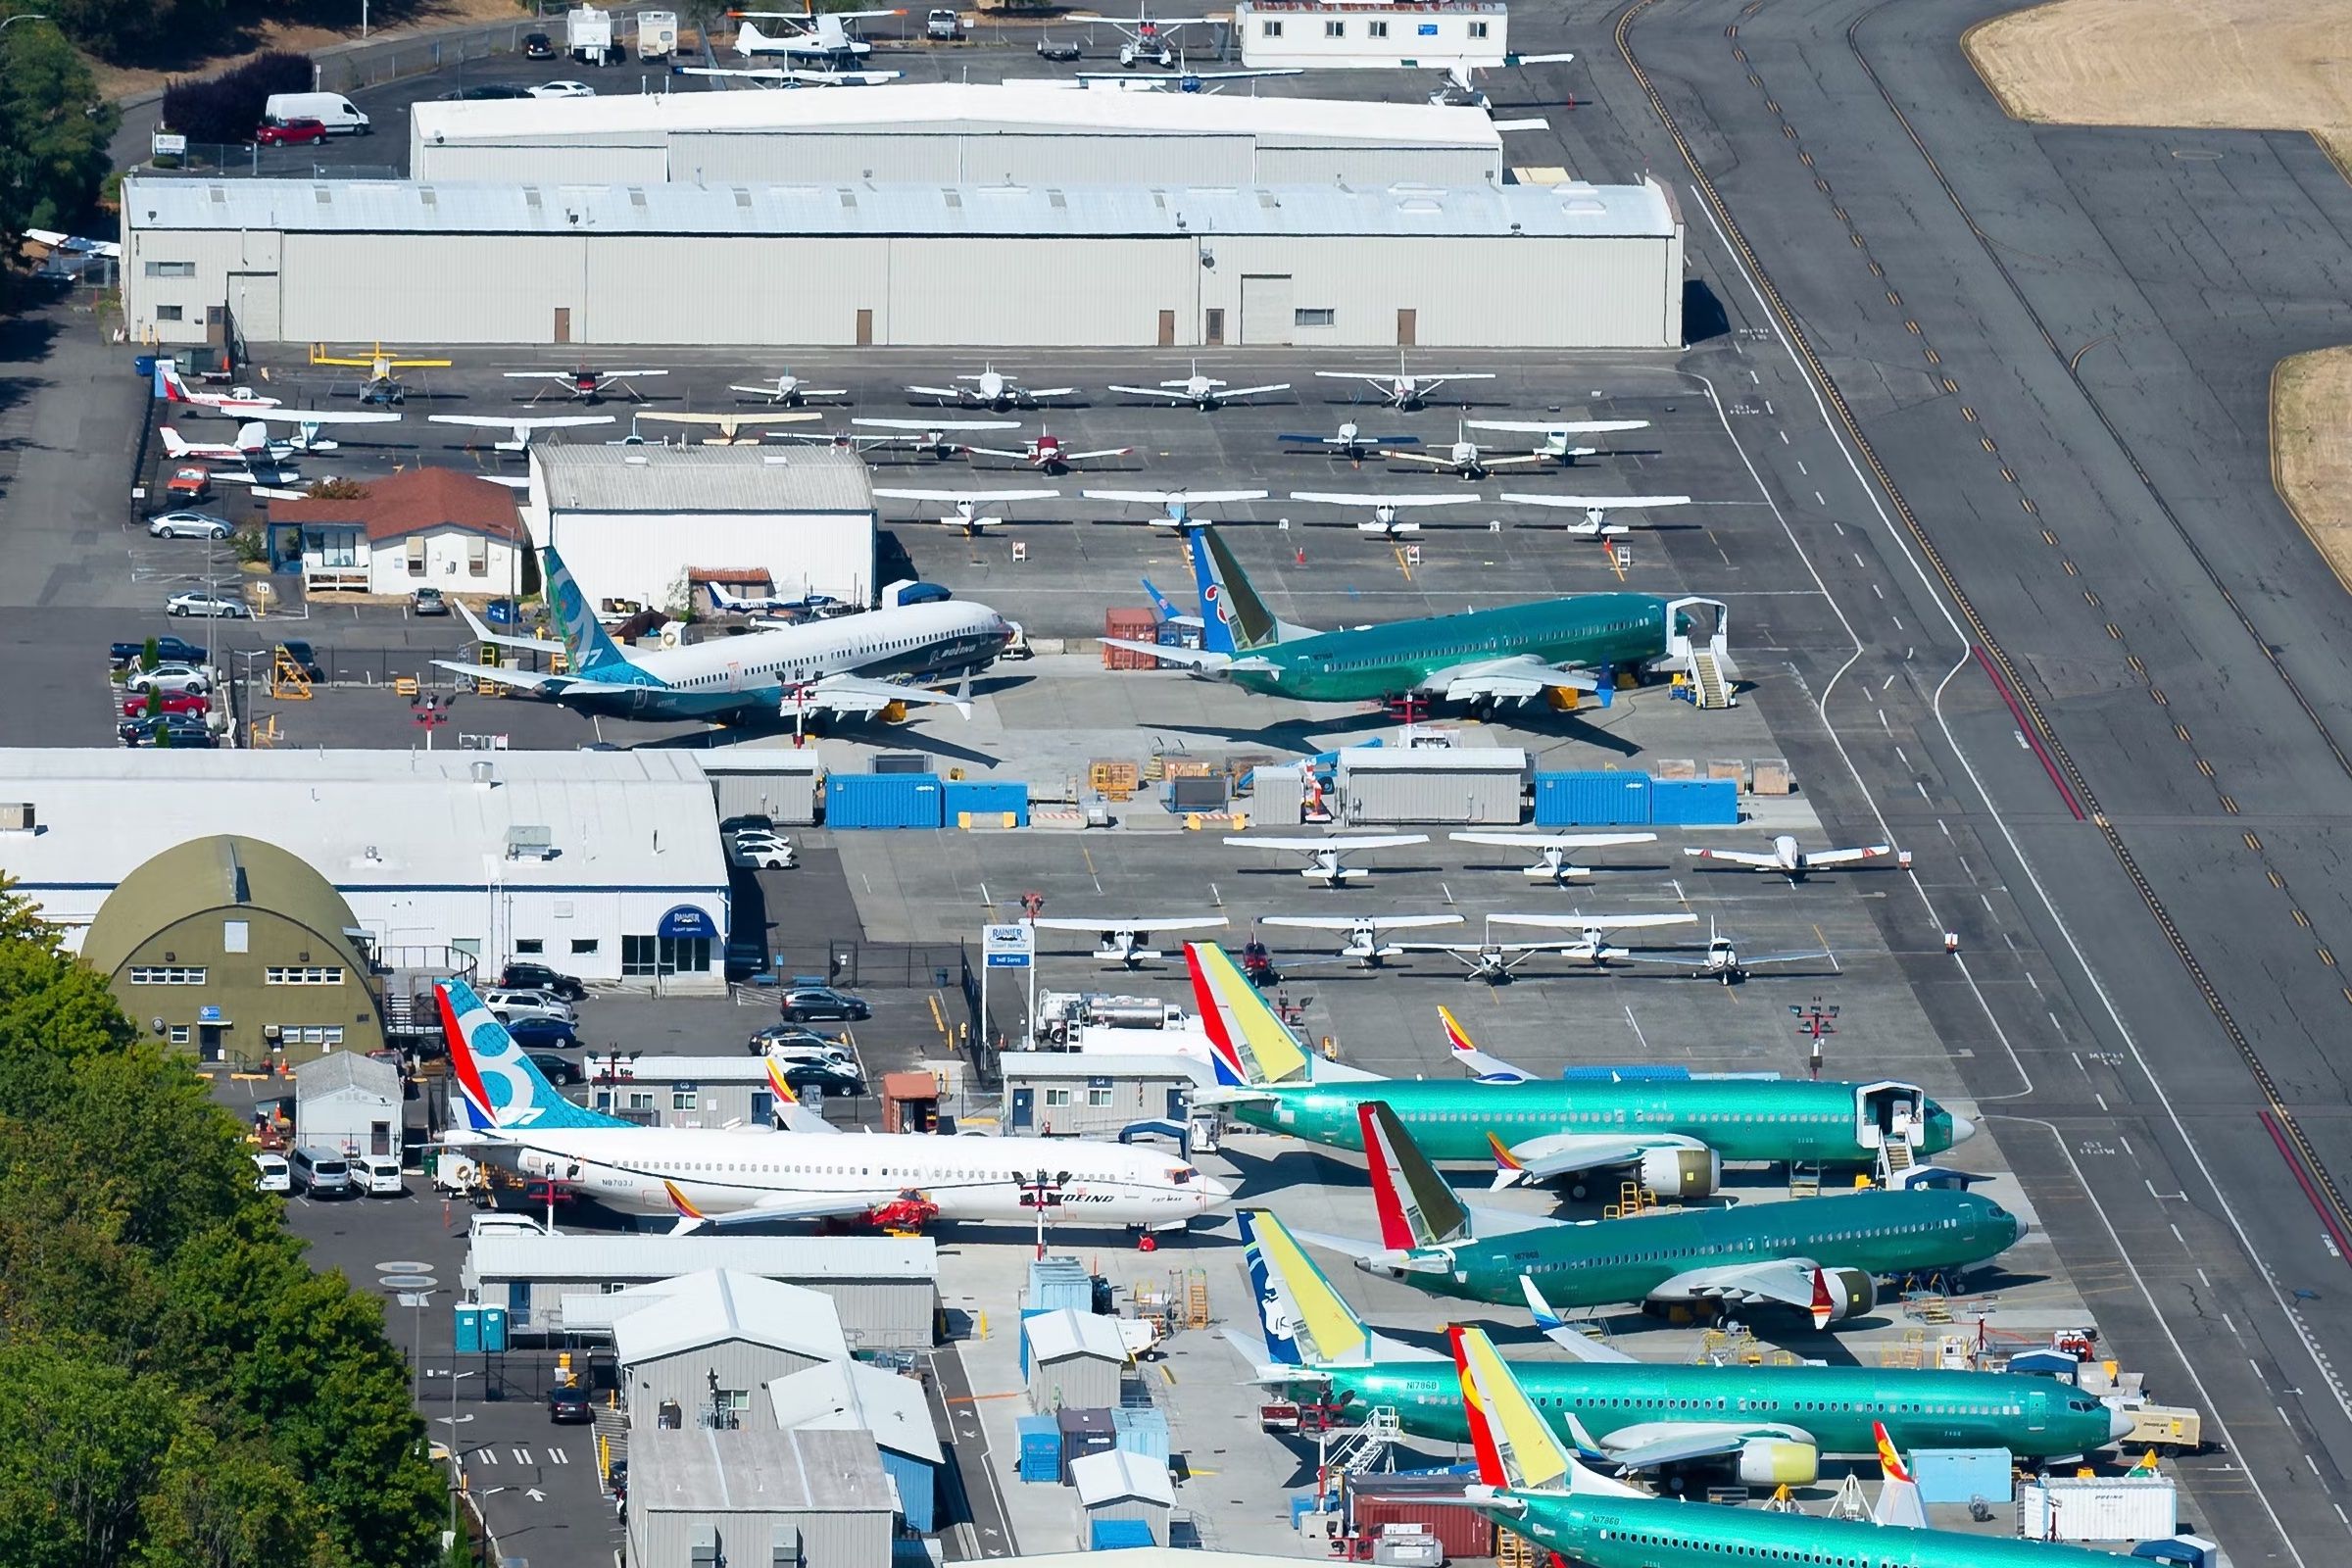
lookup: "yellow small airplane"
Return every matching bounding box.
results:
[308,342,453,405]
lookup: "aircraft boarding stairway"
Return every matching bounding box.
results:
[1658,597,1739,709]
[1689,648,1734,709]
[1319,1405,1401,1489]
[1878,1139,1916,1182]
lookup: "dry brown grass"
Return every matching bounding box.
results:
[92,0,530,101]
[2275,349,2352,594]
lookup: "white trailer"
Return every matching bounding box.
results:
[565,6,618,63]
[637,10,678,59]
[1235,0,1509,70]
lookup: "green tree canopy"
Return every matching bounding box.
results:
[0,20,118,241]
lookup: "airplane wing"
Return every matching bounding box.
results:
[808,673,974,718]
[1803,845,1898,867]
[854,417,1022,432]
[1083,488,1267,507]
[1100,638,1233,669]
[872,487,1061,505]
[1310,372,1383,387]
[1379,449,1453,467]
[26,228,122,258]
[246,408,403,426]
[432,659,633,697]
[904,383,968,399]
[1648,1257,1824,1312]
[1520,1276,1638,1362]
[639,411,822,427]
[1032,916,1227,933]
[1478,454,1551,469]
[1221,383,1292,401]
[501,371,566,383]
[1260,914,1463,932]
[1415,654,1605,703]
[1106,384,1195,403]
[1489,911,1698,934]
[1279,432,1420,447]
[600,369,669,380]
[1490,1129,1706,1187]
[1022,385,1080,399]
[1503,493,1692,512]
[1467,418,1651,435]
[1290,492,1477,509]
[1228,834,1430,852]
[430,414,613,432]
[1451,831,1657,851]
[1057,445,1137,463]
[959,445,1034,461]
[1682,848,1782,869]
[662,1180,896,1234]
[1417,373,1495,389]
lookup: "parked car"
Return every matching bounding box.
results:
[482,986,577,1024]
[166,589,250,618]
[289,1146,354,1198]
[111,635,207,665]
[748,1024,847,1057]
[730,832,796,870]
[527,78,596,98]
[125,662,213,694]
[349,1154,406,1197]
[926,7,964,39]
[501,961,587,1002]
[252,1152,292,1193]
[548,1385,595,1424]
[412,586,450,616]
[445,81,531,99]
[776,1058,866,1099]
[526,1051,584,1086]
[504,1015,581,1049]
[119,714,217,748]
[723,940,770,981]
[255,117,329,147]
[779,986,869,1023]
[122,690,211,718]
[523,30,555,57]
[146,509,232,539]
[719,812,775,836]
[166,465,213,502]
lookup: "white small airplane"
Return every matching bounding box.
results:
[735,8,902,62]
[673,63,902,86]
[632,410,824,445]
[1278,423,1421,464]
[24,228,121,260]
[154,361,281,416]
[1501,492,1694,536]
[1428,51,1576,110]
[1613,918,1838,986]
[1685,837,1908,882]
[871,486,1060,535]
[1074,60,1301,92]
[1464,417,1650,466]
[782,417,1024,459]
[706,580,820,615]
[1069,2,1201,67]
[1289,491,1484,536]
[906,364,1077,413]
[730,369,850,406]
[1315,357,1494,412]
[1448,829,1659,884]
[429,413,615,453]
[1084,487,1267,531]
[1483,909,1700,965]
[242,405,403,454]
[966,432,1136,475]
[158,423,301,486]
[1379,425,1552,481]
[1030,916,1228,968]
[1110,361,1290,412]
[1224,833,1430,887]
[504,366,669,404]
[1259,913,1463,967]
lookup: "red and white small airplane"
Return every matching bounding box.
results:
[159,423,301,486]
[504,365,669,404]
[906,363,1078,412]
[1685,837,1907,882]
[1110,360,1289,412]
[965,432,1136,475]
[154,360,281,416]
[871,486,1061,535]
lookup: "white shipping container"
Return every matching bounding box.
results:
[2015,1478,2178,1543]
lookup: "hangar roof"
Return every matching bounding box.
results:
[124,175,1675,241]
[632,1425,895,1515]
[533,444,875,514]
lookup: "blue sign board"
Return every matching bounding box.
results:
[658,905,717,940]
[1417,22,1438,34]
[198,1004,222,1023]
[987,954,1031,968]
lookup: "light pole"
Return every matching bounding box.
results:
[425,1365,479,1534]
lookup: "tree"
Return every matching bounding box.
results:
[38,0,227,67]
[0,1342,184,1568]
[0,22,117,243]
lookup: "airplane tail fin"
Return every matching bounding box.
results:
[737,18,770,53]
[438,980,631,1131]
[1440,1005,1534,1083]
[1243,1208,1374,1365]
[154,359,189,404]
[1140,575,1188,625]
[542,546,633,674]
[1185,941,1313,1087]
[1870,1422,1928,1528]
[1448,1324,1577,1493]
[1195,525,1283,651]
[1359,1101,1470,1249]
[708,580,747,611]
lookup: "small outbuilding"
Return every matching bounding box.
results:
[1001,1052,1203,1142]
[1023,1309,1128,1413]
[1069,1446,1175,1546]
[627,1424,896,1568]
[292,1050,403,1158]
[1335,746,1529,824]
[612,1269,850,1428]
[266,466,527,598]
[769,1357,945,1533]
[587,1054,795,1129]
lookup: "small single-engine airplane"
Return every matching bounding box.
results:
[242,404,404,454]
[730,368,850,406]
[430,414,615,453]
[673,63,902,85]
[1224,833,1430,887]
[159,422,302,487]
[1030,916,1229,968]
[1427,51,1577,110]
[966,432,1136,475]
[1278,423,1421,464]
[632,410,823,445]
[1084,487,1267,531]
[1447,830,1659,885]
[704,580,842,616]
[906,364,1078,412]
[1685,837,1908,882]
[309,341,454,405]
[1260,913,1464,968]
[154,360,281,416]
[1314,356,1494,412]
[505,365,669,404]
[733,7,903,62]
[1110,361,1290,412]
[1479,909,1700,966]
[871,486,1061,535]
[1502,492,1694,536]
[1068,1,1201,67]
[25,227,121,260]
[1289,490,1485,536]
[1074,58,1301,92]
[783,417,1024,459]
[1464,417,1650,467]
[1612,918,1838,986]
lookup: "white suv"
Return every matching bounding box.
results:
[482,986,577,1024]
[730,831,797,870]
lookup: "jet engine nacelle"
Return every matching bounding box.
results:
[1817,1267,1877,1324]
[1639,1146,1721,1200]
[1737,1439,1820,1489]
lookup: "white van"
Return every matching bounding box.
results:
[289,1145,354,1198]
[468,1210,549,1240]
[350,1153,406,1197]
[252,1151,291,1193]
[263,92,370,136]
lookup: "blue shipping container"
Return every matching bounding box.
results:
[1911,1447,2015,1506]
[944,780,1031,827]
[1015,1413,1060,1484]
[1649,777,1740,826]
[1017,1306,1051,1378]
[1112,1406,1171,1467]
[826,773,944,829]
[1029,1259,1094,1315]
[1091,1519,1158,1549]
[1533,770,1652,827]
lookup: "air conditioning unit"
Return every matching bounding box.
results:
[0,802,34,832]
[506,825,555,860]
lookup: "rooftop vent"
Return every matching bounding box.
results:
[943,188,962,208]
[837,188,857,209]
[525,189,544,209]
[0,802,34,833]
[418,186,437,208]
[470,759,496,788]
[1049,189,1067,210]
[506,825,555,861]
[734,188,754,210]
[629,187,649,209]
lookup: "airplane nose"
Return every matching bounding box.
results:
[1194,1174,1235,1211]
[1948,1113,1978,1144]
[2108,1405,2136,1443]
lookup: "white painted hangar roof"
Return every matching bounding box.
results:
[410,79,1501,148]
[534,444,876,514]
[125,175,1675,241]
[0,749,726,897]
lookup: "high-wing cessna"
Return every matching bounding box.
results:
[504,365,668,404]
[240,405,404,454]
[673,62,903,85]
[965,432,1136,475]
[430,413,615,453]
[1685,836,1908,882]
[154,360,281,416]
[1289,491,1485,536]
[439,978,1231,1232]
[1259,913,1463,967]
[705,580,847,616]
[632,410,823,445]
[309,341,453,405]
[871,487,1061,535]
[1448,830,1658,884]
[1278,423,1421,464]
[1110,361,1290,411]
[1068,2,1200,67]
[1479,909,1698,966]
[1074,60,1302,92]
[1083,487,1266,531]
[906,364,1077,412]
[785,417,1023,460]
[730,368,850,406]
[441,545,1013,723]
[1388,420,1642,480]
[734,8,903,63]
[1502,493,1693,536]
[1223,833,1429,887]
[1315,356,1494,412]
[1030,916,1228,968]
[1612,917,1837,986]
[1426,51,1577,110]
[1465,417,1650,466]
[158,422,302,487]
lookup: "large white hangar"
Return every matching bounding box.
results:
[408,80,1504,188]
[120,175,1684,350]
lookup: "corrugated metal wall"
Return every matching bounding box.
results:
[414,142,667,183]
[280,232,584,343]
[124,229,271,344]
[822,1279,936,1349]
[632,1344,823,1422]
[1340,760,1525,824]
[883,237,1188,346]
[545,510,877,611]
[709,769,823,827]
[1256,145,1496,185]
[792,1506,894,1568]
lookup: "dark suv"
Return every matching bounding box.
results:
[523,31,555,58]
[501,961,587,1002]
[779,986,870,1023]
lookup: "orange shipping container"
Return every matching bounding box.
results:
[1102,608,1162,670]
[1349,1492,1495,1559]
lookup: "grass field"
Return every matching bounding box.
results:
[2275,349,2352,594]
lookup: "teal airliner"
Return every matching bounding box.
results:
[1451,1323,2159,1568]
[1102,523,1730,708]
[1237,1210,2129,1487]
[1189,944,1968,1200]
[1300,1102,2021,1324]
